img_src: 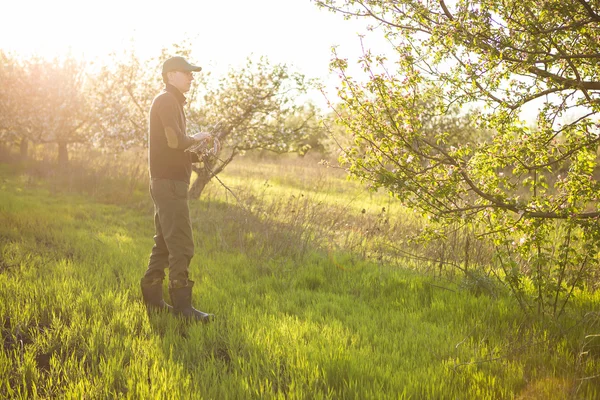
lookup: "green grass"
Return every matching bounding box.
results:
[1,162,599,399]
[214,156,405,214]
[203,157,431,269]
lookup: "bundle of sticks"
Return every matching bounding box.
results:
[186,121,224,158]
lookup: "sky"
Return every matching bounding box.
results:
[0,0,554,123]
[0,0,392,107]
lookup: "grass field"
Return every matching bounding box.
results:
[1,157,599,399]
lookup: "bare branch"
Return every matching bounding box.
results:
[439,0,454,21]
[577,0,600,22]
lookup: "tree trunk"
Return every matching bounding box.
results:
[58,142,69,167]
[188,165,211,199]
[20,138,28,160]
[188,149,237,199]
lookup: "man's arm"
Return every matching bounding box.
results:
[156,97,195,150]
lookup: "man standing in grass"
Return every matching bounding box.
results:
[141,56,216,323]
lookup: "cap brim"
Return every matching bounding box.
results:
[185,64,202,72]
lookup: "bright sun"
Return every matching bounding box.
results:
[1,0,173,61]
[1,0,388,75]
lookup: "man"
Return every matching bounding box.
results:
[140,56,216,323]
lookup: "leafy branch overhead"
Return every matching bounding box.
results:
[317,0,600,220]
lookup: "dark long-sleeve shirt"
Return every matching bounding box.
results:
[148,84,198,183]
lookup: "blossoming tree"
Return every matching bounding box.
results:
[317,0,600,316]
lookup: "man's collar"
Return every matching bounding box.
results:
[165,84,187,105]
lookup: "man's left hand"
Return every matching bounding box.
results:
[192,132,212,143]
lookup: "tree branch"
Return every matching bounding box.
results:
[577,0,600,22]
[439,0,454,21]
[527,66,600,91]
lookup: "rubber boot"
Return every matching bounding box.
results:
[169,280,213,323]
[141,279,173,312]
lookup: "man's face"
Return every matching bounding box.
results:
[167,70,194,93]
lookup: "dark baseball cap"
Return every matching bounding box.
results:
[162,56,202,74]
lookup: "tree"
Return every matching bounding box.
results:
[0,51,30,159]
[317,0,600,316]
[88,52,153,151]
[3,56,92,165]
[0,52,14,149]
[187,57,316,198]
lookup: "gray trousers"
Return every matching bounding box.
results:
[142,179,194,286]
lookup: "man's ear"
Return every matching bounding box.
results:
[166,71,177,84]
